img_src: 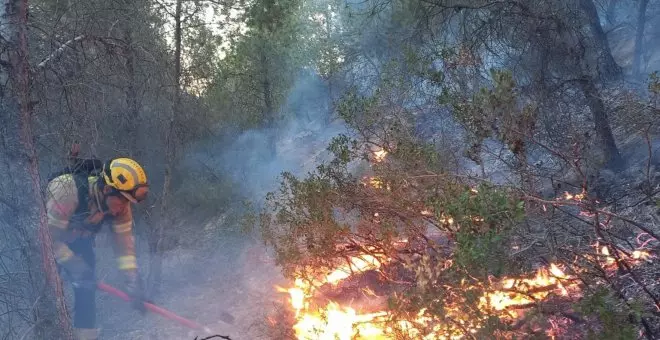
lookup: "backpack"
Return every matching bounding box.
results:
[47,158,106,230]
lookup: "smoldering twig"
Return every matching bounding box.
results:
[597,210,660,242]
[594,213,658,339]
[524,194,660,242]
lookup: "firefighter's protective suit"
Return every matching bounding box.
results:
[46,158,149,340]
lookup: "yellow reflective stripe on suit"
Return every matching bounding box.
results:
[113,220,132,233]
[54,243,74,263]
[118,255,137,270]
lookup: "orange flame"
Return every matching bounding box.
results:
[589,242,653,273]
[326,255,386,284]
[373,150,388,163]
[362,176,389,190]
[479,264,576,318]
[558,190,586,201]
[277,252,583,339]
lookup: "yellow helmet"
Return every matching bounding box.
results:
[102,158,149,203]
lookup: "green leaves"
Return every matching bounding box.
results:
[447,68,539,162]
[440,184,524,276]
[650,71,660,97]
[336,88,380,128]
[576,288,639,339]
[455,228,507,276]
[327,134,358,166]
[444,183,525,233]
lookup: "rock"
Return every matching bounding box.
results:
[218,311,236,325]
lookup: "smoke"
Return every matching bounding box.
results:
[189,70,348,208]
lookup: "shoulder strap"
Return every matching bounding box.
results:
[72,172,91,216]
[47,158,103,183]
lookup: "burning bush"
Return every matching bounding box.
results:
[257,80,660,339]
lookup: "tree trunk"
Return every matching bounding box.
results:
[324,7,333,125]
[125,26,140,157]
[261,51,274,126]
[1,0,72,338]
[259,45,277,155]
[605,0,617,27]
[579,0,622,82]
[149,0,182,298]
[632,0,649,80]
[579,77,622,167]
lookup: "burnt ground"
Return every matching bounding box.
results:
[61,233,289,340]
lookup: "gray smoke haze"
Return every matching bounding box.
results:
[190,70,349,208]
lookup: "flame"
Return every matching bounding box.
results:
[277,251,583,339]
[591,242,653,272]
[362,176,390,190]
[373,150,388,162]
[278,254,392,339]
[326,254,387,284]
[276,278,308,317]
[479,264,577,318]
[558,190,586,201]
[439,213,454,225]
[369,177,383,189]
[294,302,389,340]
[632,250,651,260]
[601,246,616,266]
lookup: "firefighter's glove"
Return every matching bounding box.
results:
[59,255,93,284]
[125,272,148,314]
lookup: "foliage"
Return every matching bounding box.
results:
[651,71,660,106]
[450,68,538,164]
[204,0,319,129]
[259,73,536,336]
[258,23,660,334]
[448,184,525,276]
[576,287,639,340]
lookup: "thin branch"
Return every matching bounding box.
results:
[36,35,87,69]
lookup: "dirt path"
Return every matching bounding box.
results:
[88,235,287,340]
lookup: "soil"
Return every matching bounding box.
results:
[66,233,289,340]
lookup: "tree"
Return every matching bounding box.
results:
[150,0,182,299]
[206,0,307,130]
[260,60,660,340]
[0,0,72,338]
[579,0,623,82]
[633,0,650,80]
[409,0,624,166]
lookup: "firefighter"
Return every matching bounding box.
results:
[46,157,150,340]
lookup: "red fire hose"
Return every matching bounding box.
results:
[97,281,213,334]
